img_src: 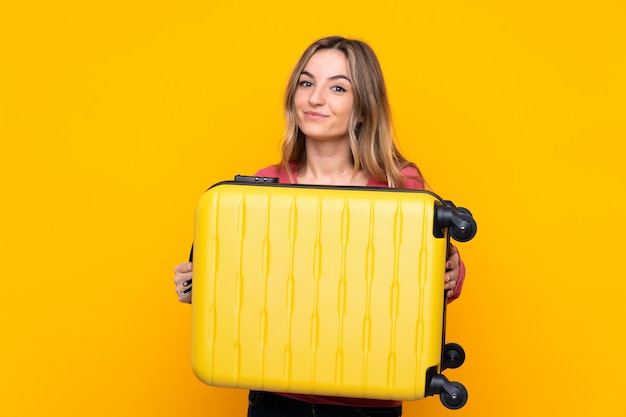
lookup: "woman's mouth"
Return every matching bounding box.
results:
[303,111,328,120]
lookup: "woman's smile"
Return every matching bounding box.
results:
[303,111,329,120]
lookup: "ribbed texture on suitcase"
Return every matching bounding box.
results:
[191,184,447,400]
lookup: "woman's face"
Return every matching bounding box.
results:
[294,49,354,144]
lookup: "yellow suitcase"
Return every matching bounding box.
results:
[190,176,476,409]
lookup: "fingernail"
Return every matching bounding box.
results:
[183,279,192,287]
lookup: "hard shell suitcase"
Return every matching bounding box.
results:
[190,176,476,409]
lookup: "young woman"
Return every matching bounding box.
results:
[173,36,466,417]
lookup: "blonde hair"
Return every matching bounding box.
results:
[279,36,422,188]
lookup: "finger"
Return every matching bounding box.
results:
[177,287,192,296]
[444,271,453,286]
[173,271,192,285]
[174,262,193,274]
[445,268,458,288]
[174,263,192,274]
[446,252,459,270]
[177,291,192,304]
[173,262,193,285]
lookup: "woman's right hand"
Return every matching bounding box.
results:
[173,262,193,304]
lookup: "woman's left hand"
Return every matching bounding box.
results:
[445,244,460,298]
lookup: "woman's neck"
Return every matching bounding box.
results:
[297,138,365,186]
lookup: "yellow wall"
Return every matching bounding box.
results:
[1,0,625,416]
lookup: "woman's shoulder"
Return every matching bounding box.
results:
[399,164,420,176]
[366,164,424,189]
[255,164,281,177]
[399,164,425,190]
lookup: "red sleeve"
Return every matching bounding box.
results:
[400,165,425,190]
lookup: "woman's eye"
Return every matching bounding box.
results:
[299,80,312,87]
[332,85,347,92]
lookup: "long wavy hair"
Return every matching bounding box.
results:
[279,36,422,188]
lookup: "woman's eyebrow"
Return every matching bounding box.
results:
[330,75,352,83]
[300,71,352,83]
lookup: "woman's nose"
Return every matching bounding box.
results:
[308,87,325,106]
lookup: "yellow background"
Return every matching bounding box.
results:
[1,0,625,416]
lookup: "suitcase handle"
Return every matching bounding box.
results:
[234,175,279,183]
[435,202,477,242]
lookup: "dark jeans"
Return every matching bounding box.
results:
[247,391,403,417]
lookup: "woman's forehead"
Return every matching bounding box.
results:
[302,49,349,77]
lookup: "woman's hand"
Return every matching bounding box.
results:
[173,262,193,304]
[445,245,461,298]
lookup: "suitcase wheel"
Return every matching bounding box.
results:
[440,381,468,409]
[434,203,477,242]
[457,207,472,217]
[442,342,465,370]
[426,373,468,409]
[449,210,477,242]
